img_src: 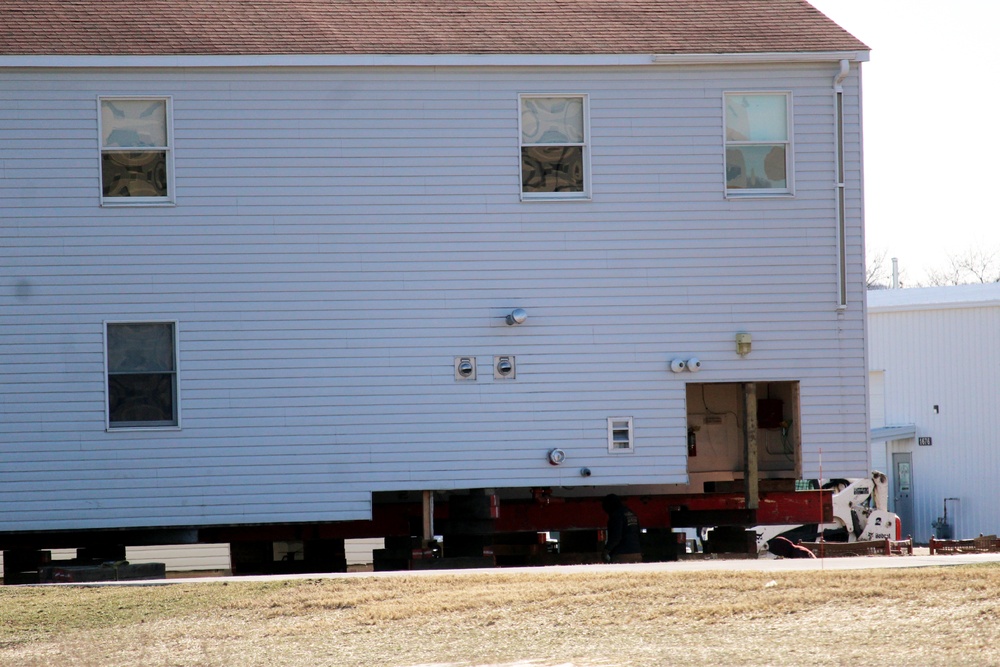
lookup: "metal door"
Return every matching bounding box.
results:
[892,452,914,538]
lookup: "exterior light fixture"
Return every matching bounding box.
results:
[505,308,527,326]
[736,332,752,356]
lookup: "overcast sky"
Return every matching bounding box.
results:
[807,0,998,285]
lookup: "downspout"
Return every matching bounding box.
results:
[834,58,850,91]
[834,59,850,308]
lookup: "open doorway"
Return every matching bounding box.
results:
[685,381,801,493]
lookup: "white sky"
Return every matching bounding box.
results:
[807,0,999,285]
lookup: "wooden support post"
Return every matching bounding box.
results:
[743,382,759,510]
[421,490,434,547]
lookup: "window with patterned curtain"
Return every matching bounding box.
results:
[520,95,589,199]
[99,98,173,204]
[724,92,791,195]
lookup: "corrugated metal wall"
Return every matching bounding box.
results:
[868,288,1000,543]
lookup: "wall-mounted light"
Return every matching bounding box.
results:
[506,308,527,326]
[547,448,566,465]
[736,332,752,356]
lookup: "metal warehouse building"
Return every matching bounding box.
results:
[868,283,1000,544]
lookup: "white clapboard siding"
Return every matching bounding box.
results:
[345,538,383,566]
[1,539,383,578]
[868,285,1000,543]
[127,544,231,572]
[0,546,226,578]
[0,63,869,533]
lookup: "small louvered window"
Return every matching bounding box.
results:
[607,417,633,454]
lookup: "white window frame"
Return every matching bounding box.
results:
[104,320,181,431]
[607,416,634,454]
[518,93,591,201]
[98,96,175,206]
[723,91,794,198]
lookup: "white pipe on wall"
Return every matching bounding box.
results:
[833,59,850,307]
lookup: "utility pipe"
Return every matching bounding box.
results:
[833,59,850,307]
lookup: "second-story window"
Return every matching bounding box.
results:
[519,94,589,199]
[724,92,792,196]
[99,97,173,205]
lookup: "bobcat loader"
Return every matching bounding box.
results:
[756,471,901,556]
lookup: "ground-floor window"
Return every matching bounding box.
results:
[105,321,178,429]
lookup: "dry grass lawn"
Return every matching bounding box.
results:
[1,564,998,667]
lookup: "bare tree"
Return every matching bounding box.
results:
[955,246,1000,283]
[923,246,1000,286]
[866,248,893,290]
[924,262,964,287]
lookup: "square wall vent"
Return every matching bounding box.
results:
[607,417,633,454]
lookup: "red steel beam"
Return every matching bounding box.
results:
[492,491,832,533]
[199,490,834,543]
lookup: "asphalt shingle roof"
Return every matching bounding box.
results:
[0,0,867,56]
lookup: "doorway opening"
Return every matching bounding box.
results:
[685,381,801,493]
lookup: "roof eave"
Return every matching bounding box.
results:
[0,50,870,69]
[868,298,1000,315]
[870,425,917,443]
[652,50,869,64]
